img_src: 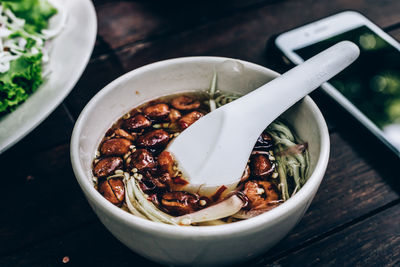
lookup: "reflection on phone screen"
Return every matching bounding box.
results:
[294,26,400,148]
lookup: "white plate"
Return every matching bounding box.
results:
[0,0,97,153]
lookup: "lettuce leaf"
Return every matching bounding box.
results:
[0,0,57,115]
[0,53,43,113]
[2,0,57,34]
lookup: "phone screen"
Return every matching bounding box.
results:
[294,26,400,146]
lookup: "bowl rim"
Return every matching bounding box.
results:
[71,56,330,238]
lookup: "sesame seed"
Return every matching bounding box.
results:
[129,145,135,149]
[95,150,100,157]
[122,113,131,119]
[269,156,276,161]
[133,173,139,178]
[256,188,265,195]
[153,124,161,128]
[272,172,278,179]
[199,200,206,206]
[137,174,143,179]
[126,157,131,164]
[115,170,123,174]
[132,168,138,173]
[174,132,180,137]
[123,152,131,160]
[132,148,137,152]
[180,218,191,225]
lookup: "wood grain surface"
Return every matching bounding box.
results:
[0,0,399,266]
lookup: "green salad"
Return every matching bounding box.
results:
[0,0,63,116]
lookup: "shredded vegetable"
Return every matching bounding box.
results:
[124,175,179,225]
[267,122,309,200]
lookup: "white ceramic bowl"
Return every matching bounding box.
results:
[71,57,330,266]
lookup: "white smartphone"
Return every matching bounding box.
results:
[275,11,400,157]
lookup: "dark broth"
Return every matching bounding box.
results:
[92,92,285,222]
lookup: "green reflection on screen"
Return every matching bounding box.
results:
[294,26,400,129]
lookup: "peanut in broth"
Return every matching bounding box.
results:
[92,91,303,224]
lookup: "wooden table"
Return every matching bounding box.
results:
[1,0,399,265]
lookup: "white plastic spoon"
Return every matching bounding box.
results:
[167,41,360,197]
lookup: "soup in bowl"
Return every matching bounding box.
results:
[71,57,330,266]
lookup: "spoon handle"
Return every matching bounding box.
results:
[168,41,359,188]
[225,41,360,135]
